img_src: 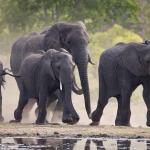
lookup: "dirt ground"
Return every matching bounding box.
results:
[0,55,150,138]
[0,123,149,138]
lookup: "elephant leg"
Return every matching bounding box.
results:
[61,88,79,125]
[51,100,63,124]
[35,94,57,123]
[119,89,132,126]
[142,81,150,127]
[22,98,36,120]
[115,95,122,126]
[91,74,108,125]
[0,86,4,122]
[36,90,47,124]
[46,94,57,123]
[10,86,28,123]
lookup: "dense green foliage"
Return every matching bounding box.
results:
[0,0,139,33]
[89,24,142,63]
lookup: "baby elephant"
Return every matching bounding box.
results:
[11,48,80,124]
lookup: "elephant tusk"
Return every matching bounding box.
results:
[60,82,62,90]
[88,54,95,65]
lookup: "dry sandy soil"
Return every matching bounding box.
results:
[0,123,149,138]
[0,55,150,138]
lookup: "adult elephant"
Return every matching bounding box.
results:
[91,42,150,126]
[11,49,81,124]
[10,22,92,118]
[0,60,19,122]
[0,61,4,122]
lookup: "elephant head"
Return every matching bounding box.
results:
[43,49,80,124]
[40,49,82,95]
[43,22,91,117]
[118,43,150,76]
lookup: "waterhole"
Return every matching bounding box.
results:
[0,137,149,149]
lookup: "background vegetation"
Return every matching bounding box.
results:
[0,0,148,100]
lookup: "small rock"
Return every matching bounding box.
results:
[54,132,59,135]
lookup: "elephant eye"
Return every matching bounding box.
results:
[67,40,71,45]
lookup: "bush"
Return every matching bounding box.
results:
[88,24,143,100]
[89,24,142,64]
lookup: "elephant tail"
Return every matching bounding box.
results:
[0,68,20,78]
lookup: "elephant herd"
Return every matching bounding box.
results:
[0,22,150,126]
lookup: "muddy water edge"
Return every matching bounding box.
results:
[0,124,149,149]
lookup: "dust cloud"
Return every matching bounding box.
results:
[0,54,148,127]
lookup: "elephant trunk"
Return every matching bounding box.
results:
[72,74,83,95]
[72,81,83,95]
[75,51,91,118]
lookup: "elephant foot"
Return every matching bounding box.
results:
[146,113,150,127]
[9,119,20,123]
[35,122,45,125]
[146,121,150,127]
[62,111,79,125]
[14,109,22,121]
[91,110,101,123]
[49,122,61,125]
[90,121,99,126]
[147,123,150,127]
[35,118,48,125]
[0,116,4,122]
[35,119,47,125]
[45,120,49,124]
[115,121,130,126]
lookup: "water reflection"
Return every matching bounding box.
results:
[0,137,149,149]
[117,140,131,150]
[147,140,150,150]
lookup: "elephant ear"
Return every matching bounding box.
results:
[44,52,56,80]
[118,45,147,76]
[77,21,87,31]
[77,21,89,40]
[49,62,55,80]
[44,24,61,50]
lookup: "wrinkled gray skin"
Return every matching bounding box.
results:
[10,22,92,121]
[91,42,150,126]
[10,49,81,124]
[0,61,4,122]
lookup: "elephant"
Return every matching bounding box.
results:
[0,60,19,122]
[143,40,150,45]
[0,61,4,122]
[10,48,82,124]
[91,42,150,126]
[10,22,92,121]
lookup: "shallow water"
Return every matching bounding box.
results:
[0,137,150,150]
